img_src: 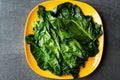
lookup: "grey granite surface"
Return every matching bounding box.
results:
[0,0,120,80]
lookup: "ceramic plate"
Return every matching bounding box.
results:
[24,0,104,79]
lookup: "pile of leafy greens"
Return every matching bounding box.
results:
[26,2,102,79]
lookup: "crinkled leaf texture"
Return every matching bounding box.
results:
[25,2,102,79]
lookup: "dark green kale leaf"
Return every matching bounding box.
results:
[53,2,102,57]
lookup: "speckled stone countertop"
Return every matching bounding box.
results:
[0,0,120,80]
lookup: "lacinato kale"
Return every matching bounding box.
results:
[26,2,102,79]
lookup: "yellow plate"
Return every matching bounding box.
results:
[24,0,104,79]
